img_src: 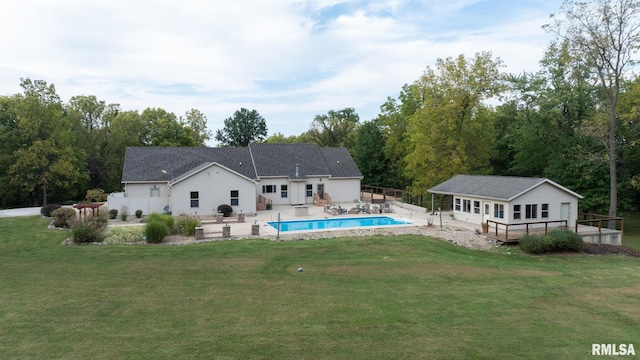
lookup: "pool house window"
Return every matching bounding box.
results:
[526,204,537,219]
[514,205,521,219]
[455,198,461,211]
[473,201,480,214]
[541,203,549,218]
[494,204,504,219]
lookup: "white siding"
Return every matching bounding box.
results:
[510,183,578,226]
[451,182,579,227]
[172,164,256,216]
[324,178,361,203]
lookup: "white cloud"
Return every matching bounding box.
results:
[0,0,563,143]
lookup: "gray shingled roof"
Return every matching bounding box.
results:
[122,144,362,183]
[122,147,256,182]
[428,174,582,200]
[249,143,330,179]
[320,147,363,178]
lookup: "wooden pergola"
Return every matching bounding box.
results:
[73,202,104,221]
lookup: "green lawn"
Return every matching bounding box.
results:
[621,211,640,250]
[1,216,639,359]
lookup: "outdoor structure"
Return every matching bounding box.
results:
[107,143,363,216]
[428,175,583,231]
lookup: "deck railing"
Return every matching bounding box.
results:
[486,219,569,242]
[576,213,624,243]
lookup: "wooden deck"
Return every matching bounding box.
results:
[486,223,623,245]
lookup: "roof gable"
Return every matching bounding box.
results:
[168,162,258,186]
[122,147,256,183]
[428,175,583,200]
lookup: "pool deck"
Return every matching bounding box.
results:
[197,202,477,240]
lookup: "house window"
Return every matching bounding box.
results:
[494,204,504,219]
[526,204,537,219]
[281,185,288,198]
[473,201,480,214]
[455,198,461,211]
[463,199,471,213]
[190,191,199,208]
[514,205,521,220]
[541,203,549,218]
[230,190,239,206]
[262,185,276,193]
[306,184,313,197]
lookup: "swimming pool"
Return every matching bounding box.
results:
[267,216,412,232]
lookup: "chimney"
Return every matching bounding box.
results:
[295,164,300,178]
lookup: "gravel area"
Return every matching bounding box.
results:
[160,223,497,251]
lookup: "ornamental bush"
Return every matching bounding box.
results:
[147,213,175,233]
[217,204,233,217]
[546,230,584,252]
[135,209,143,218]
[120,206,129,221]
[41,204,61,217]
[145,220,169,243]
[104,226,144,244]
[51,207,77,228]
[72,222,105,243]
[175,213,200,236]
[519,230,583,254]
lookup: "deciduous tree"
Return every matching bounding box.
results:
[545,0,640,217]
[215,108,267,147]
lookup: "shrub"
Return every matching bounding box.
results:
[519,230,583,254]
[147,213,175,232]
[104,226,144,244]
[546,230,584,252]
[120,206,128,221]
[175,213,200,236]
[519,234,549,254]
[72,222,104,243]
[41,204,61,217]
[135,209,143,218]
[217,204,233,217]
[108,209,118,219]
[51,207,77,228]
[85,188,107,202]
[145,220,169,243]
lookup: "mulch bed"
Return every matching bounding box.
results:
[582,243,640,258]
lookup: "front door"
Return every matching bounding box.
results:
[483,202,490,222]
[317,183,325,199]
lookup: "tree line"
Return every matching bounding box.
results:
[1,0,639,216]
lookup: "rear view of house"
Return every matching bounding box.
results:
[108,143,363,216]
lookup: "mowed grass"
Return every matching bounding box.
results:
[1,217,639,359]
[621,211,640,250]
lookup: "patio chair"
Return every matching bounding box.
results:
[338,206,348,215]
[362,203,371,214]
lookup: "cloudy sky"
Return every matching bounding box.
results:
[1,0,563,142]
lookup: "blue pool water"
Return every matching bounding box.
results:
[267,216,412,232]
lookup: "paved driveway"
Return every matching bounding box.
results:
[0,207,42,218]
